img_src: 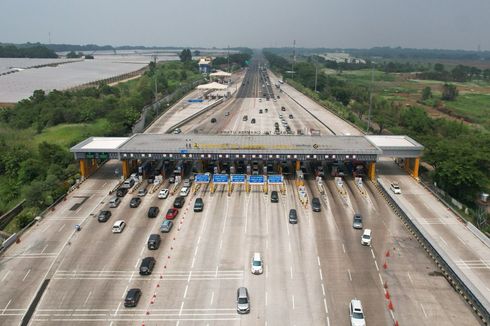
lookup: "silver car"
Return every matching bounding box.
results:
[236,287,250,314]
[352,214,363,229]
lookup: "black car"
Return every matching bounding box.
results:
[173,196,185,208]
[312,197,321,212]
[116,187,128,197]
[211,118,217,123]
[271,191,279,203]
[251,118,256,124]
[139,257,156,275]
[129,197,142,208]
[281,106,286,111]
[194,197,204,212]
[147,206,159,218]
[147,234,161,250]
[124,288,142,307]
[97,210,112,222]
[289,209,298,224]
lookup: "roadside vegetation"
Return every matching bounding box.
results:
[264,50,490,228]
[0,60,202,233]
[0,43,57,58]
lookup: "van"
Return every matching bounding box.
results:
[251,252,263,274]
[109,196,121,208]
[194,197,204,212]
[236,287,250,314]
[361,229,372,246]
[147,234,161,250]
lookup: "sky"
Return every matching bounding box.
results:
[1,0,489,50]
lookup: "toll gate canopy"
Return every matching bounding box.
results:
[70,134,423,162]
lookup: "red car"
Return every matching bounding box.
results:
[165,208,179,220]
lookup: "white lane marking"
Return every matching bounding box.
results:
[139,245,145,256]
[57,224,65,233]
[113,302,121,317]
[288,241,292,253]
[290,266,293,279]
[121,285,128,299]
[317,256,321,267]
[374,260,379,271]
[347,269,352,281]
[456,236,466,246]
[188,271,193,282]
[265,268,268,279]
[342,244,346,253]
[420,303,428,318]
[407,272,414,285]
[323,298,329,314]
[319,268,323,281]
[292,295,295,309]
[134,258,140,269]
[210,291,214,305]
[179,301,184,316]
[191,257,195,269]
[109,321,113,326]
[194,246,199,257]
[83,291,92,306]
[197,235,201,245]
[183,285,188,299]
[378,273,384,286]
[265,291,268,306]
[22,269,31,282]
[2,299,12,315]
[370,249,375,259]
[244,202,249,234]
[215,266,219,278]
[266,239,268,249]
[129,271,135,283]
[1,271,10,282]
[175,321,179,326]
[41,244,49,254]
[321,283,326,296]
[439,236,448,246]
[327,316,330,326]
[219,239,223,249]
[102,182,107,188]
[286,223,290,236]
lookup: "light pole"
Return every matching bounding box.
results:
[366,62,375,133]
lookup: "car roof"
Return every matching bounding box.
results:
[351,299,363,310]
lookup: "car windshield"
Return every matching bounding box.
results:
[167,209,173,214]
[354,217,361,222]
[253,260,261,266]
[238,297,248,304]
[363,234,370,239]
[352,311,364,319]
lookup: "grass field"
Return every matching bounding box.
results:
[444,93,490,128]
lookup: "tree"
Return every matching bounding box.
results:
[434,63,445,72]
[421,86,432,101]
[441,83,458,101]
[179,49,192,62]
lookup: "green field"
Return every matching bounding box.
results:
[444,93,490,128]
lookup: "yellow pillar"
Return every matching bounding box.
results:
[264,182,268,193]
[210,182,214,193]
[122,160,130,179]
[368,162,376,181]
[404,158,410,173]
[79,159,89,178]
[412,157,420,179]
[295,160,300,171]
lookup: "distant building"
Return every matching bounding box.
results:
[198,57,212,74]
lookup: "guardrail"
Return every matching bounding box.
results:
[166,98,224,133]
[375,178,489,324]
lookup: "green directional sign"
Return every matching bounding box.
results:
[85,152,95,159]
[98,152,109,160]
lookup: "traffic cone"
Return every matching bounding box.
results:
[384,281,388,289]
[383,261,388,269]
[394,321,399,326]
[385,290,390,300]
[386,250,390,257]
[388,300,394,310]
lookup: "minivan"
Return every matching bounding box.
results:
[124,288,141,307]
[194,197,204,212]
[289,209,298,224]
[251,252,263,275]
[236,287,250,314]
[147,234,161,250]
[271,191,279,203]
[312,197,321,212]
[109,196,121,208]
[361,229,372,246]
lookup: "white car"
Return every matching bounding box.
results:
[180,186,190,197]
[349,299,366,326]
[158,189,169,199]
[390,182,401,194]
[112,220,126,233]
[361,229,372,246]
[251,252,263,275]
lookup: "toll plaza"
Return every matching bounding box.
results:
[70,134,424,184]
